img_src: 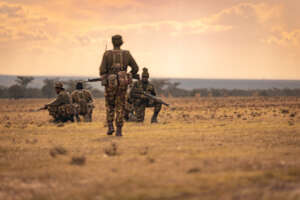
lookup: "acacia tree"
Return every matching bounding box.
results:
[8,76,34,99]
[150,79,169,96]
[15,76,34,88]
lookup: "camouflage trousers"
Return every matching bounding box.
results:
[105,86,127,127]
[48,104,75,123]
[133,100,162,122]
[123,98,136,121]
[74,103,94,122]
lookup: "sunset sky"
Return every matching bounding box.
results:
[0,0,299,79]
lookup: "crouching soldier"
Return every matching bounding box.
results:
[71,82,94,122]
[44,82,75,123]
[130,68,162,123]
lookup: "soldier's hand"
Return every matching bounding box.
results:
[140,94,147,99]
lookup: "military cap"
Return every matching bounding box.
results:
[54,81,63,89]
[142,68,149,78]
[112,34,122,41]
[112,34,123,47]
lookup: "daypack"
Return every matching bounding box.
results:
[111,50,129,89]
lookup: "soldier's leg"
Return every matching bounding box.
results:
[87,110,93,122]
[69,115,75,122]
[123,104,130,121]
[105,89,116,135]
[75,114,81,122]
[124,101,136,121]
[84,104,93,122]
[151,103,162,123]
[89,112,93,122]
[115,89,126,136]
[134,104,146,122]
[83,112,92,122]
[59,115,68,123]
[48,106,59,123]
[52,114,61,123]
[83,113,88,122]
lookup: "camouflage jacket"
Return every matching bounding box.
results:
[99,49,139,76]
[130,80,156,98]
[47,90,72,107]
[71,89,93,104]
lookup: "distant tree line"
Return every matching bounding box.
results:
[0,76,104,99]
[151,79,300,97]
[0,76,300,99]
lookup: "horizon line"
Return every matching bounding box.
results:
[0,74,300,81]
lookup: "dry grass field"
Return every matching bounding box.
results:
[1,97,300,200]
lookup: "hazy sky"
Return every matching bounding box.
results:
[0,0,299,79]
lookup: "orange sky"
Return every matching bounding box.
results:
[0,0,299,79]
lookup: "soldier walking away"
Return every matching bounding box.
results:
[99,34,139,136]
[130,68,162,123]
[71,82,94,122]
[43,82,75,123]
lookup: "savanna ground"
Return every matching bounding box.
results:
[0,97,300,200]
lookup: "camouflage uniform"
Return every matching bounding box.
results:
[71,85,94,122]
[46,82,75,123]
[124,82,138,122]
[99,35,139,136]
[130,68,162,123]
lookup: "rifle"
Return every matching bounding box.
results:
[85,73,140,83]
[133,91,169,107]
[35,106,47,112]
[85,78,103,82]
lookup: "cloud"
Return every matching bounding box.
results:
[0,1,282,46]
[0,0,299,79]
[0,3,23,18]
[265,27,300,47]
[0,2,53,42]
[201,2,282,26]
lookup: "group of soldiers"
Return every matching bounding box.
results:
[43,82,94,123]
[44,34,165,137]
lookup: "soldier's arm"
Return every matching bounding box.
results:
[86,90,94,103]
[71,92,76,103]
[150,84,156,96]
[99,51,109,76]
[47,93,64,106]
[129,82,139,97]
[127,51,139,75]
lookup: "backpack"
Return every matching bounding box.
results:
[111,50,129,89]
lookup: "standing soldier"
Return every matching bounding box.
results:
[130,68,162,123]
[44,82,75,123]
[99,34,139,136]
[71,82,94,122]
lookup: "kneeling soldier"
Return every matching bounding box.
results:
[71,82,94,122]
[44,82,75,123]
[130,68,162,123]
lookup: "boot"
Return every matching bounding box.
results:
[75,114,81,122]
[116,126,122,137]
[151,112,159,123]
[107,123,114,135]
